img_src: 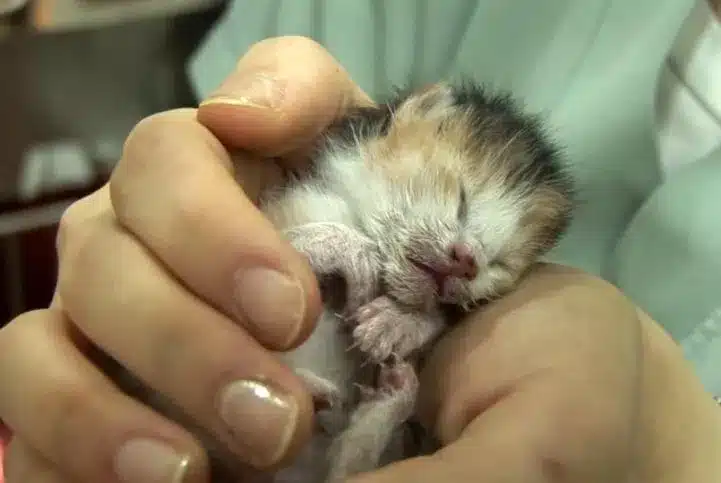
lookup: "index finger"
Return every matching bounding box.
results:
[110,109,320,352]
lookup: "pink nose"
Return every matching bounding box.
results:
[449,242,478,280]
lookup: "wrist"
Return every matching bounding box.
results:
[638,310,721,482]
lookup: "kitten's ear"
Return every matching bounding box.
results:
[393,82,456,125]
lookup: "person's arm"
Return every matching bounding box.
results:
[637,309,721,483]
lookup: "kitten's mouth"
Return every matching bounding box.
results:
[407,257,448,294]
[407,257,476,307]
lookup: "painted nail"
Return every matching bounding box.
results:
[218,379,298,466]
[114,438,191,483]
[201,73,286,110]
[234,267,305,348]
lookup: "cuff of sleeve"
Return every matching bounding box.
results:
[682,308,721,397]
[669,0,721,119]
[656,0,721,175]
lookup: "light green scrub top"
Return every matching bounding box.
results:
[188,0,721,395]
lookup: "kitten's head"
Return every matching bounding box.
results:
[322,81,575,309]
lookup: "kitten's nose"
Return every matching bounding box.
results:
[449,242,478,280]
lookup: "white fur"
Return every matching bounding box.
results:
[270,144,525,309]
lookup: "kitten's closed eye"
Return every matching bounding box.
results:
[490,260,511,271]
[457,184,468,222]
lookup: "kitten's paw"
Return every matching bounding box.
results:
[295,369,343,411]
[353,362,419,425]
[377,361,419,398]
[351,297,425,363]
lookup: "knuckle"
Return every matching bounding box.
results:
[56,200,85,257]
[111,109,195,217]
[56,189,110,261]
[121,109,195,165]
[167,180,212,232]
[55,222,106,309]
[0,310,45,366]
[110,108,208,225]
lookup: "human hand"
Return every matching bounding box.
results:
[347,264,721,483]
[0,36,372,483]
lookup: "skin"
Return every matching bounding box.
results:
[0,36,720,483]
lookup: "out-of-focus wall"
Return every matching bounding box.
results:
[0,2,226,323]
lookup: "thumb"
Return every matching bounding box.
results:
[197,35,373,163]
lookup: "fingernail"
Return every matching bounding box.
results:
[115,438,191,483]
[234,267,305,348]
[218,379,298,466]
[201,73,286,110]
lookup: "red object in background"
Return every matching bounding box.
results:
[0,421,9,483]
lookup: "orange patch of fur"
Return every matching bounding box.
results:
[363,82,571,270]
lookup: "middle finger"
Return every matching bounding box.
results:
[110,109,321,351]
[57,196,314,470]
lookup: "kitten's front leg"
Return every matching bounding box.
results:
[325,361,420,483]
[351,296,446,364]
[284,223,381,313]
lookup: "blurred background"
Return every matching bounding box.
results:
[0,0,227,324]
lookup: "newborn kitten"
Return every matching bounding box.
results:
[256,80,575,482]
[114,80,575,483]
